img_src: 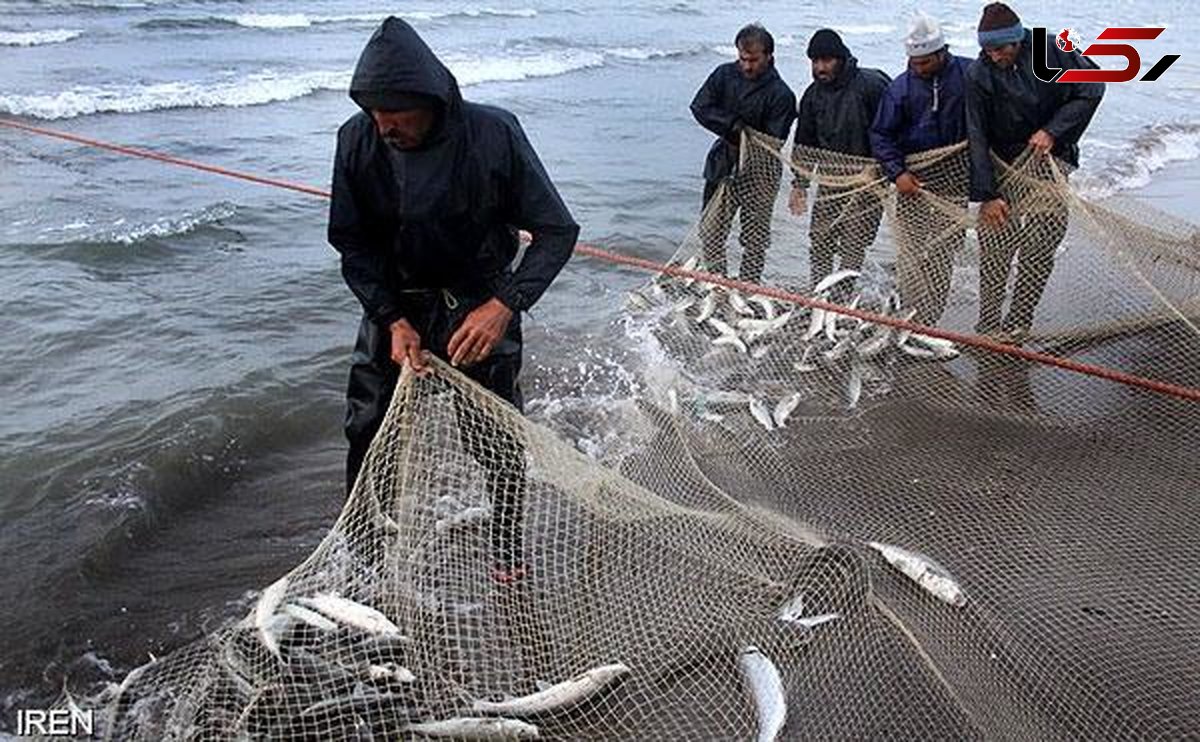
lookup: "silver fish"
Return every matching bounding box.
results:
[695,291,718,323]
[739,646,786,742]
[846,363,863,410]
[282,602,338,633]
[775,594,841,629]
[472,662,630,717]
[804,307,826,341]
[823,307,839,343]
[750,344,770,360]
[894,308,918,346]
[750,294,777,320]
[772,393,802,428]
[435,506,491,535]
[297,594,406,637]
[897,342,939,360]
[673,296,696,314]
[856,325,893,358]
[706,316,738,337]
[868,541,966,607]
[255,576,289,657]
[368,662,416,684]
[679,255,699,286]
[749,398,775,431]
[713,334,748,354]
[812,269,860,296]
[794,345,819,373]
[667,388,679,415]
[406,717,541,740]
[728,289,756,317]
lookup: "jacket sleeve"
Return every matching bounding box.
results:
[870,80,908,182]
[690,67,739,138]
[966,66,999,202]
[790,87,819,188]
[1042,48,1105,143]
[493,118,580,313]
[327,123,405,327]
[763,85,798,142]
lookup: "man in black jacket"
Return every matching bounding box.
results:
[328,17,579,583]
[968,3,1104,341]
[691,23,796,284]
[790,29,891,293]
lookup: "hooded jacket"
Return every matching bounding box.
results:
[690,61,797,182]
[794,57,891,157]
[328,17,579,327]
[870,52,972,182]
[966,29,1105,201]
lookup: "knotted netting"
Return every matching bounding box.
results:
[48,129,1200,740]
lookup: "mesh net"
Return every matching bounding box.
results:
[49,130,1200,740]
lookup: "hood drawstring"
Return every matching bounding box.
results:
[932,77,940,113]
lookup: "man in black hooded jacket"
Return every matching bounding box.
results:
[328,17,579,583]
[968,2,1103,341]
[790,29,891,293]
[691,23,796,284]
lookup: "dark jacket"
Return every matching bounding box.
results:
[795,57,891,157]
[328,17,579,327]
[870,53,972,182]
[966,29,1105,201]
[690,62,797,182]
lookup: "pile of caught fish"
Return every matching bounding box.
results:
[629,256,961,430]
[73,576,633,740]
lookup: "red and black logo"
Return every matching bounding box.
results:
[1033,26,1179,83]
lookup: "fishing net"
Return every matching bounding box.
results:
[46,129,1200,740]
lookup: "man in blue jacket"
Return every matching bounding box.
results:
[870,15,972,326]
[790,29,890,294]
[691,24,797,284]
[968,3,1104,342]
[328,18,579,583]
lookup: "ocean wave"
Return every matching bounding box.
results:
[603,44,708,61]
[838,24,897,35]
[134,8,537,31]
[1081,122,1200,197]
[94,202,239,245]
[0,47,602,120]
[0,29,84,46]
[0,69,349,119]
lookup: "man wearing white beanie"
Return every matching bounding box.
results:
[869,14,973,327]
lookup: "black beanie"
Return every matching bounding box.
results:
[978,3,1021,32]
[807,28,850,60]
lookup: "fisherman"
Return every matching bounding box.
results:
[870,15,972,326]
[328,17,579,584]
[968,2,1104,343]
[690,23,797,284]
[790,29,890,296]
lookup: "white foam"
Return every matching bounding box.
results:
[1078,123,1200,198]
[100,202,238,245]
[0,46,602,120]
[0,29,84,46]
[604,45,705,61]
[0,69,350,119]
[448,50,605,86]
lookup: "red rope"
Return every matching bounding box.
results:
[4,117,1198,403]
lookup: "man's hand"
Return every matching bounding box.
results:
[389,318,427,372]
[1028,129,1055,156]
[788,187,807,216]
[447,298,514,368]
[979,198,1010,230]
[895,171,923,196]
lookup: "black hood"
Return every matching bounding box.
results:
[349,17,462,118]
